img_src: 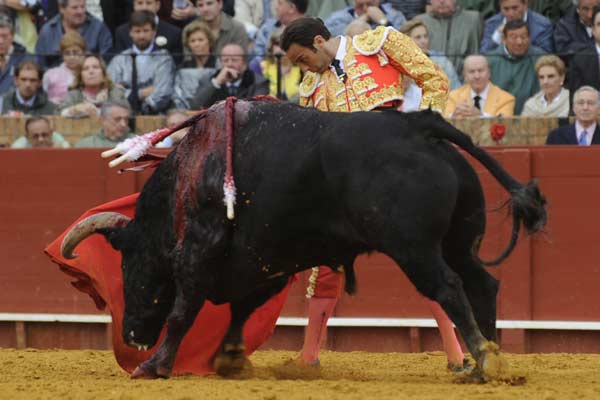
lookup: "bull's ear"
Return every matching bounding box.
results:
[96,227,125,250]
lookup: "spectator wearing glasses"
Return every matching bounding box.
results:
[75,101,136,147]
[10,116,70,148]
[546,86,600,145]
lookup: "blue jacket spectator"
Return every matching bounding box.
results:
[554,1,598,56]
[36,1,112,68]
[0,13,35,96]
[325,1,406,37]
[480,3,554,54]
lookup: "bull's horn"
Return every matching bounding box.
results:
[60,212,131,259]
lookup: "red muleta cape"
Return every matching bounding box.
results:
[44,193,293,376]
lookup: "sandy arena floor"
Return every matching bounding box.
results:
[1,349,600,400]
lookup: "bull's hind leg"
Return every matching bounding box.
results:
[444,250,499,343]
[214,277,289,377]
[390,248,506,381]
[442,147,500,343]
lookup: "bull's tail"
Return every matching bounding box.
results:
[423,111,547,266]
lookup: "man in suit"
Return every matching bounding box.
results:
[113,0,182,63]
[546,86,600,145]
[568,6,600,96]
[444,55,515,118]
[480,0,554,53]
[107,11,175,115]
[190,42,269,109]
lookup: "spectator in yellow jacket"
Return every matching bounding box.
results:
[445,55,515,118]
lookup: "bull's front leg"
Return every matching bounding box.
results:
[132,285,205,379]
[214,277,289,376]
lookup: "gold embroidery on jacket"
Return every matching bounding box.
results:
[352,26,392,55]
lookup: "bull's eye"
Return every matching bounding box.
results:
[153,298,159,304]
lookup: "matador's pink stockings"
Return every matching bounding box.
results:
[427,299,465,365]
[300,297,337,364]
[299,297,464,366]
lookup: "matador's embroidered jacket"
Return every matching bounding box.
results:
[299,26,449,113]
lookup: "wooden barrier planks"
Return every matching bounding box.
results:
[0,115,565,147]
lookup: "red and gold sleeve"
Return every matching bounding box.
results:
[381,28,450,112]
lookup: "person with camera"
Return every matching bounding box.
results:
[189,42,269,109]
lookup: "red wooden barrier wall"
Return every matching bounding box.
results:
[0,147,599,353]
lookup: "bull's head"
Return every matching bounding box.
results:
[61,212,176,350]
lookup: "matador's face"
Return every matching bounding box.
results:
[286,40,331,74]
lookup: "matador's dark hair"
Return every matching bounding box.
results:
[281,17,331,52]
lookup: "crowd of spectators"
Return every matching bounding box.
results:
[1,0,599,149]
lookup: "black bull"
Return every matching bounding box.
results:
[61,101,546,379]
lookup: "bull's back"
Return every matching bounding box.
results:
[317,111,464,242]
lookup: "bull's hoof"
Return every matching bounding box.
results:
[452,342,513,384]
[478,341,509,380]
[213,344,249,377]
[131,361,171,379]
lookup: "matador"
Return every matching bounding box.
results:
[282,17,470,373]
